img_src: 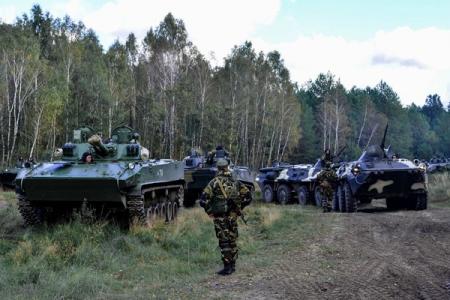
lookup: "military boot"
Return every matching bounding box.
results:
[217,262,233,276]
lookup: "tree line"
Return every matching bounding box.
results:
[0,5,449,169]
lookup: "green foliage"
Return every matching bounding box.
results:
[0,202,319,299]
[1,5,449,168]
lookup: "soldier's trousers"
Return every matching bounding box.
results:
[320,182,333,211]
[213,215,238,264]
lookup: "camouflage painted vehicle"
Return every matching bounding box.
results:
[15,126,184,226]
[183,149,254,207]
[336,126,428,212]
[255,162,313,205]
[426,157,449,173]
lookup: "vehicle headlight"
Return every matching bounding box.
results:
[128,162,135,170]
[418,163,427,172]
[351,164,361,176]
[255,177,260,182]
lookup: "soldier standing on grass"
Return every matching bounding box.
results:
[200,158,252,275]
[317,149,338,212]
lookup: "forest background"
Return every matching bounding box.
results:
[1,5,449,169]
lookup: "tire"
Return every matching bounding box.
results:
[386,197,403,210]
[343,182,357,213]
[414,194,427,210]
[297,186,309,206]
[332,188,340,212]
[314,186,322,207]
[337,185,346,212]
[277,184,292,205]
[262,184,275,203]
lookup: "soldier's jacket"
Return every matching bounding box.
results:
[203,171,250,215]
[317,168,338,182]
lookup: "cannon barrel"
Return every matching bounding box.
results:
[88,134,109,156]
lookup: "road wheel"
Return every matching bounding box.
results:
[414,194,427,210]
[262,184,275,203]
[17,194,44,226]
[166,201,173,222]
[314,186,322,207]
[343,183,357,213]
[297,186,309,206]
[277,184,291,205]
[337,184,346,212]
[172,201,179,219]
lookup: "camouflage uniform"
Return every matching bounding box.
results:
[316,149,338,212]
[201,164,251,274]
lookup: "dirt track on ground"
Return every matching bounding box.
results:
[203,205,450,299]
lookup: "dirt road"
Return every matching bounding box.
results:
[203,205,450,299]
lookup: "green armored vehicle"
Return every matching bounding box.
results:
[183,147,254,207]
[15,126,184,226]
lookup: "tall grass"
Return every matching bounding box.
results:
[0,198,318,299]
[428,172,450,207]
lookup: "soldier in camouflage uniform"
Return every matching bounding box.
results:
[316,149,338,212]
[200,158,252,275]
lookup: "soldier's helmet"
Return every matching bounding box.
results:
[216,158,229,169]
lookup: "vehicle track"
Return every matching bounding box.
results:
[202,207,450,299]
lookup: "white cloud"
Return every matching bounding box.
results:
[1,1,449,105]
[57,0,281,62]
[252,27,450,105]
[0,5,18,23]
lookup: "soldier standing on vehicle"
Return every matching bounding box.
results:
[316,149,338,212]
[199,158,252,275]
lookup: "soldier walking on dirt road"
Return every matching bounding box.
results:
[317,149,338,212]
[200,158,252,275]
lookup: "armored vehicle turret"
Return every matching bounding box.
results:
[15,126,184,226]
[183,147,254,206]
[336,125,427,212]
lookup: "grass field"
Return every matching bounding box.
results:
[0,172,448,299]
[0,192,323,299]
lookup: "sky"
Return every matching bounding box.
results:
[1,0,450,106]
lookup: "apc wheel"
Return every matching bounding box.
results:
[297,186,309,206]
[386,197,403,210]
[414,194,427,210]
[337,185,346,212]
[277,184,291,205]
[262,184,275,203]
[332,188,340,212]
[343,183,357,213]
[314,186,322,207]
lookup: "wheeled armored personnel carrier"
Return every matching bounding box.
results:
[256,162,314,205]
[15,126,184,226]
[336,126,428,212]
[183,148,254,207]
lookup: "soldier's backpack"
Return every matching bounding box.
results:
[209,177,240,215]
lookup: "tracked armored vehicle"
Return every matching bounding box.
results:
[336,126,428,212]
[0,160,35,190]
[15,126,184,226]
[183,149,254,207]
